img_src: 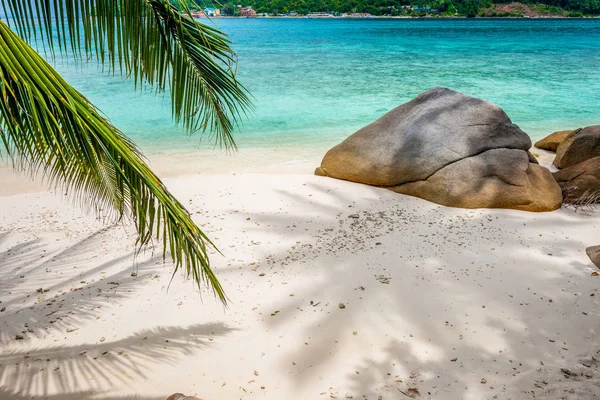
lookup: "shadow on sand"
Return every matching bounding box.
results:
[233,177,599,398]
[0,225,234,400]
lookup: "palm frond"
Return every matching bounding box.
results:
[0,21,226,302]
[2,0,252,148]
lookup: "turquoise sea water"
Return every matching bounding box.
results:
[51,19,600,154]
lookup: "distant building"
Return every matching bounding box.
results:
[191,10,206,18]
[240,6,257,17]
[203,8,221,17]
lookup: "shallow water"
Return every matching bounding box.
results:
[51,18,600,155]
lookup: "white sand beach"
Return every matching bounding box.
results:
[1,149,599,400]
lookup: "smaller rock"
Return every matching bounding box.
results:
[534,129,574,152]
[481,378,487,384]
[166,394,203,400]
[15,335,24,340]
[554,156,600,204]
[338,303,346,309]
[587,246,600,268]
[554,125,600,169]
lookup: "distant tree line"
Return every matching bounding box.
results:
[186,0,599,16]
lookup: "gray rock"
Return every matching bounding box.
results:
[316,88,562,212]
[317,87,530,186]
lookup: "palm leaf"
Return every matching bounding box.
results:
[0,21,226,301]
[2,0,252,147]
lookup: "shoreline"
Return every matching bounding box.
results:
[0,146,326,196]
[0,145,558,197]
[211,15,600,19]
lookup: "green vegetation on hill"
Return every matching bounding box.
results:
[187,0,599,16]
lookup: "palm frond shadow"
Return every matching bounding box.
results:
[0,323,234,398]
[237,178,599,398]
[0,225,164,341]
[0,227,115,295]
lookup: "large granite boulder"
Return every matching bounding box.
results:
[553,125,600,169]
[587,246,600,268]
[553,156,600,204]
[534,129,575,152]
[316,87,562,211]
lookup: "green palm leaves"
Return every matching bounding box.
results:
[0,1,252,303]
[2,0,251,146]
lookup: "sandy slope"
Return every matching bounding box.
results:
[0,166,599,400]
